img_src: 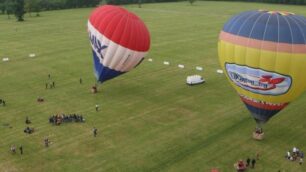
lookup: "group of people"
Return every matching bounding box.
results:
[254,127,263,134]
[0,98,6,106]
[44,137,50,147]
[45,74,55,89]
[285,147,304,165]
[10,145,23,155]
[24,117,34,134]
[45,81,55,89]
[253,127,264,140]
[234,157,257,172]
[9,74,99,157]
[92,85,97,93]
[37,97,44,102]
[11,137,51,155]
[24,126,35,134]
[49,114,85,125]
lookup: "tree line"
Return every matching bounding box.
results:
[1,0,305,21]
[104,0,306,5]
[0,0,101,21]
[201,0,306,5]
[0,0,187,21]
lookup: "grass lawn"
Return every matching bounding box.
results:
[0,1,306,171]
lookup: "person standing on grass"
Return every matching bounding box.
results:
[10,145,16,154]
[256,151,260,160]
[246,157,250,167]
[93,127,98,137]
[80,78,82,84]
[44,137,49,147]
[48,74,51,79]
[95,104,99,112]
[287,150,291,160]
[251,159,256,168]
[25,116,31,124]
[52,81,55,88]
[19,145,23,155]
[300,158,303,165]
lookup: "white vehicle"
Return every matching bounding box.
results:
[186,75,205,85]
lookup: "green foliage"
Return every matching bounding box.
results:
[38,0,100,10]
[32,0,41,16]
[105,0,184,5]
[189,0,196,5]
[0,2,5,14]
[200,0,306,5]
[4,0,14,19]
[14,0,26,21]
[24,0,42,16]
[25,0,34,16]
[138,0,142,8]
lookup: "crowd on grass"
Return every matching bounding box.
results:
[285,147,304,165]
[9,74,97,156]
[49,114,85,125]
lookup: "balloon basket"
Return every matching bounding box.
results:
[252,132,264,140]
[91,86,97,94]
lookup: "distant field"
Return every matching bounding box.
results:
[0,1,306,172]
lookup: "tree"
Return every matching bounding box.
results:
[14,0,26,21]
[32,0,41,16]
[0,0,5,12]
[5,0,14,19]
[188,0,196,5]
[99,0,107,5]
[138,0,142,8]
[0,2,5,14]
[25,0,34,16]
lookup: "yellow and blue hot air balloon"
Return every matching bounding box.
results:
[218,10,306,130]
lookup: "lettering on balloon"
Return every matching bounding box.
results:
[89,31,107,59]
[225,63,292,95]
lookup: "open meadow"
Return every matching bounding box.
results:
[0,1,306,171]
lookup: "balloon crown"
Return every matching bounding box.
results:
[258,9,295,16]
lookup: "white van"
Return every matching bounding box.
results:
[186,75,205,85]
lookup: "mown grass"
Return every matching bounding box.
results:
[0,1,306,171]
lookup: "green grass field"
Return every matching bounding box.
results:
[1,1,306,171]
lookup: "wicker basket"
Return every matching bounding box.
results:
[253,132,264,140]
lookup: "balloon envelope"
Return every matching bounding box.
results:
[218,10,306,124]
[88,5,150,83]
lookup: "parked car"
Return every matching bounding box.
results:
[186,75,205,85]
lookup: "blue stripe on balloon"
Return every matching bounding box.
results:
[277,16,293,44]
[222,11,306,44]
[287,15,306,44]
[243,103,280,123]
[92,50,124,83]
[263,14,279,42]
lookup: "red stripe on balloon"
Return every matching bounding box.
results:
[240,96,288,111]
[219,31,306,54]
[89,5,150,52]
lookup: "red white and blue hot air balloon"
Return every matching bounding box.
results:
[88,5,150,83]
